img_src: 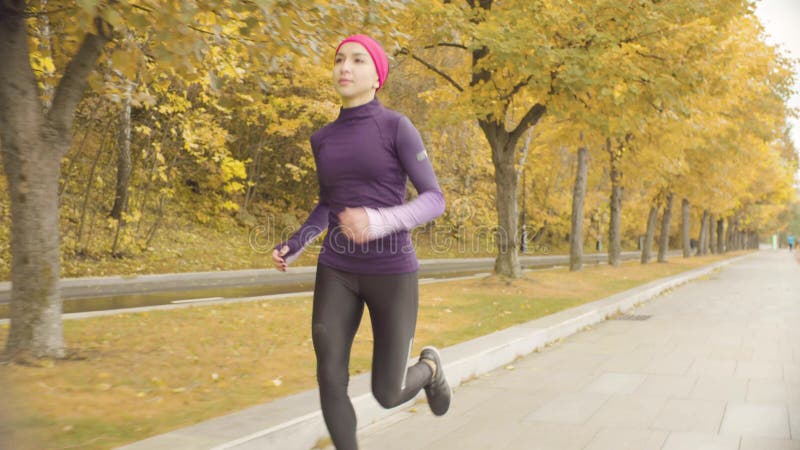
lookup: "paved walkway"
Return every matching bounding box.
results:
[355,250,800,450]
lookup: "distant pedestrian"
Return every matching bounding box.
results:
[271,34,450,449]
[788,234,795,251]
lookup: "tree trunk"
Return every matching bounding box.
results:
[681,198,691,258]
[76,126,111,249]
[111,81,133,255]
[0,9,110,358]
[657,192,674,263]
[111,81,133,221]
[717,218,725,253]
[491,154,521,277]
[698,209,709,256]
[607,138,623,267]
[709,214,717,254]
[641,205,658,264]
[476,109,545,279]
[517,129,533,254]
[569,145,588,271]
[726,217,736,251]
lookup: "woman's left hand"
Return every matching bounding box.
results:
[338,207,371,243]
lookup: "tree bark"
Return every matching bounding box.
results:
[569,144,588,271]
[607,138,623,267]
[641,204,658,263]
[726,217,736,251]
[698,209,709,256]
[681,198,691,258]
[111,81,134,255]
[491,152,521,277]
[0,8,110,358]
[717,218,725,253]
[709,213,717,254]
[111,81,133,221]
[657,192,674,263]
[77,125,112,249]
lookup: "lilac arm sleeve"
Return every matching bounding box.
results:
[364,116,445,240]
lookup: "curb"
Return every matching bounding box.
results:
[117,254,749,450]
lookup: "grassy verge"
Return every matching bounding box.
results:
[0,252,747,449]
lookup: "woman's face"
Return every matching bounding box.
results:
[333,42,380,107]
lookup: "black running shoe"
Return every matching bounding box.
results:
[420,346,451,416]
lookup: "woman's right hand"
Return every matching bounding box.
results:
[272,245,290,272]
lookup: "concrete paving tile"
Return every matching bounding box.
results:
[689,358,737,377]
[549,353,609,372]
[746,379,794,404]
[736,361,785,380]
[789,384,800,409]
[585,395,666,428]
[523,391,611,425]
[708,334,744,348]
[667,335,714,354]
[499,423,599,450]
[739,437,800,450]
[359,408,469,450]
[597,351,656,373]
[720,403,790,439]
[553,341,616,357]
[358,410,428,449]
[785,364,800,383]
[444,384,525,415]
[420,410,526,450]
[635,374,697,398]
[509,369,595,393]
[751,346,790,363]
[790,405,800,440]
[644,355,695,375]
[461,386,557,420]
[651,398,726,433]
[477,366,550,392]
[588,335,642,352]
[708,344,746,361]
[690,376,748,401]
[661,431,740,450]
[582,428,668,450]
[584,373,647,395]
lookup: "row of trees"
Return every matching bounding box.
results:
[0,0,797,358]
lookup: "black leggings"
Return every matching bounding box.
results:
[312,263,433,450]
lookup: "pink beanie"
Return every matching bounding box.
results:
[335,34,389,90]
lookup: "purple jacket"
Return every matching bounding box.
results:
[277,99,445,273]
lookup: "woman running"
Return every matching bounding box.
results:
[271,34,450,449]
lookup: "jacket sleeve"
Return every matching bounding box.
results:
[274,138,329,263]
[364,116,445,240]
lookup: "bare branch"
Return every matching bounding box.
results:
[649,101,664,113]
[635,50,666,62]
[548,69,558,95]
[502,75,533,101]
[396,48,464,92]
[510,103,546,144]
[423,42,468,50]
